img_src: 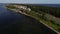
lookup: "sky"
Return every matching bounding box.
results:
[0,0,60,4]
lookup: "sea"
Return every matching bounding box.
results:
[0,3,57,34]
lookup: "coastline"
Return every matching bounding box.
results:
[6,7,60,34]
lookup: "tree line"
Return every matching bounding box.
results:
[27,5,60,18]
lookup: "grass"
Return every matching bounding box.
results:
[24,10,60,33]
[6,5,60,33]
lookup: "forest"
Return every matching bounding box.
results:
[26,4,60,18]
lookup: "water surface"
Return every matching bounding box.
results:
[0,4,57,34]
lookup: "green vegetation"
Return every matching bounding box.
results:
[6,5,60,33]
[27,5,60,18]
[24,10,60,33]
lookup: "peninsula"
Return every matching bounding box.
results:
[5,4,60,34]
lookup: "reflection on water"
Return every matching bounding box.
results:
[0,5,57,34]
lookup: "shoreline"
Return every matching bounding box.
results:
[6,7,60,34]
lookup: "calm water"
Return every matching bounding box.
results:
[0,4,57,34]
